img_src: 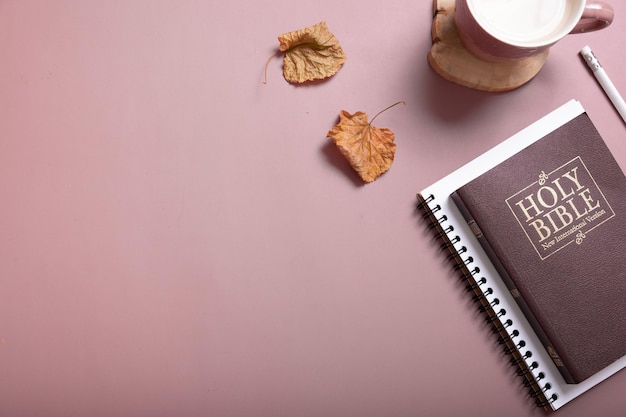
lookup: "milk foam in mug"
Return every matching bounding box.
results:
[455,0,614,61]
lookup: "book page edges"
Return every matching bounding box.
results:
[451,189,577,383]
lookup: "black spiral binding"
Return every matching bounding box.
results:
[417,193,558,410]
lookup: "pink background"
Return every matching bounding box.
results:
[1,1,625,416]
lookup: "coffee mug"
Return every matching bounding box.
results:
[455,0,614,61]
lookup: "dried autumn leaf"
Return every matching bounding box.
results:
[277,21,346,83]
[327,102,405,183]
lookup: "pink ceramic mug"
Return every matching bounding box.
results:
[455,0,614,61]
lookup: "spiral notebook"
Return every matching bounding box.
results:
[417,99,626,411]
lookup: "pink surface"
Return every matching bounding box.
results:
[1,1,625,416]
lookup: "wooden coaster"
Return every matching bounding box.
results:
[428,0,549,92]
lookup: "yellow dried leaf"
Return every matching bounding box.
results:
[327,102,404,183]
[277,21,346,83]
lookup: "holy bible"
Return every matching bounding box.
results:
[451,111,626,384]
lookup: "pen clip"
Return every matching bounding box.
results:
[581,46,601,72]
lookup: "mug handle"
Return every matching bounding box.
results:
[571,1,614,33]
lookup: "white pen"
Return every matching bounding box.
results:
[580,45,626,124]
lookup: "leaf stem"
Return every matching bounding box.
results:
[263,50,281,84]
[370,101,406,125]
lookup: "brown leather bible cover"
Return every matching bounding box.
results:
[452,113,626,384]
